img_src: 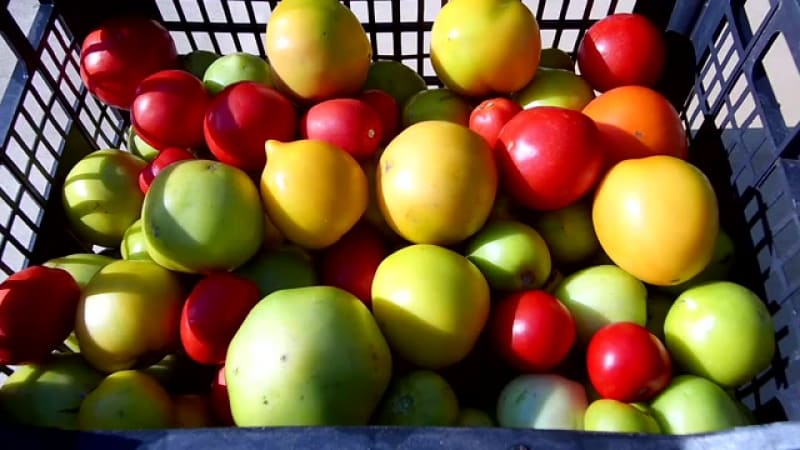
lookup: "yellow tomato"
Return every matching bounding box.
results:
[260,139,368,250]
[431,0,541,97]
[592,155,719,286]
[78,370,173,430]
[377,121,497,245]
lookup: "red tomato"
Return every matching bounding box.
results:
[138,147,196,194]
[180,272,261,365]
[321,222,388,308]
[577,13,666,92]
[587,322,672,402]
[131,70,210,150]
[495,106,606,211]
[359,89,400,145]
[79,17,179,110]
[204,82,297,173]
[211,366,235,426]
[301,98,383,161]
[491,290,576,373]
[0,266,81,364]
[469,97,522,147]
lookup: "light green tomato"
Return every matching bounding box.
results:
[234,244,317,298]
[142,160,264,274]
[583,399,661,434]
[121,218,152,261]
[181,50,221,79]
[528,199,599,267]
[203,52,273,95]
[513,67,595,111]
[225,286,392,426]
[373,370,459,426]
[496,374,587,430]
[126,126,160,162]
[43,253,116,290]
[402,88,472,127]
[664,281,775,389]
[363,59,428,107]
[62,149,146,248]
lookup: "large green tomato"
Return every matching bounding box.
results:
[527,199,600,267]
[402,88,473,128]
[143,160,264,274]
[496,374,587,430]
[225,286,392,426]
[363,60,428,107]
[583,399,660,434]
[181,50,220,80]
[513,67,595,111]
[203,52,273,95]
[371,244,491,369]
[75,259,185,373]
[78,370,173,430]
[649,375,749,434]
[62,149,146,248]
[664,281,775,388]
[120,218,152,261]
[44,253,116,290]
[0,353,104,429]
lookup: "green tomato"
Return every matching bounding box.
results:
[402,88,472,127]
[583,399,661,434]
[78,370,173,430]
[456,407,495,427]
[373,370,459,426]
[527,199,599,267]
[645,291,674,343]
[126,126,160,162]
[44,253,116,290]
[664,281,775,389]
[234,244,317,298]
[363,60,428,107]
[181,50,220,80]
[121,218,152,261]
[513,67,595,111]
[203,52,273,95]
[539,48,574,71]
[650,375,748,434]
[465,220,552,291]
[496,374,587,430]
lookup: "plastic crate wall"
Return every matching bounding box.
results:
[0,0,799,426]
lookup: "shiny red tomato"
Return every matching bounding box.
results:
[469,97,522,147]
[204,81,297,173]
[138,147,196,194]
[359,89,400,145]
[301,98,383,161]
[180,272,261,365]
[491,290,576,373]
[0,266,81,364]
[131,70,210,150]
[211,366,234,426]
[80,17,179,110]
[321,222,388,308]
[587,322,672,402]
[495,106,606,211]
[577,13,666,92]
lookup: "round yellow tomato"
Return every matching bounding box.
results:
[592,155,719,286]
[431,0,541,97]
[377,121,497,245]
[260,139,368,249]
[78,370,173,430]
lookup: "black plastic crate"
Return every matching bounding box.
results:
[1,0,800,448]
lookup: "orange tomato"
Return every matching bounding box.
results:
[592,155,719,286]
[582,86,688,167]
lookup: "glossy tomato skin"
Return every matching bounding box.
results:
[204,82,297,173]
[301,98,383,161]
[80,17,179,110]
[131,70,210,150]
[469,97,523,148]
[321,222,388,308]
[491,290,576,373]
[180,272,261,365]
[0,266,81,364]
[577,13,666,92]
[587,322,672,403]
[210,366,235,426]
[138,147,196,194]
[359,89,400,145]
[495,106,606,211]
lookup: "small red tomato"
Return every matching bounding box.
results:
[180,272,261,365]
[577,13,667,92]
[469,97,522,147]
[321,222,388,308]
[301,98,383,161]
[0,266,81,364]
[131,70,210,150]
[204,81,297,173]
[587,322,672,403]
[211,366,235,426]
[80,17,179,109]
[491,290,576,373]
[359,89,400,145]
[495,106,606,211]
[138,147,196,194]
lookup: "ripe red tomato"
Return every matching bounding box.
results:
[138,147,196,194]
[359,89,400,145]
[204,81,297,173]
[491,290,576,373]
[79,17,179,110]
[321,222,388,308]
[301,98,383,161]
[131,69,210,151]
[0,266,81,364]
[469,97,522,147]
[495,106,606,211]
[577,13,666,92]
[211,366,235,426]
[180,272,261,365]
[587,322,672,403]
